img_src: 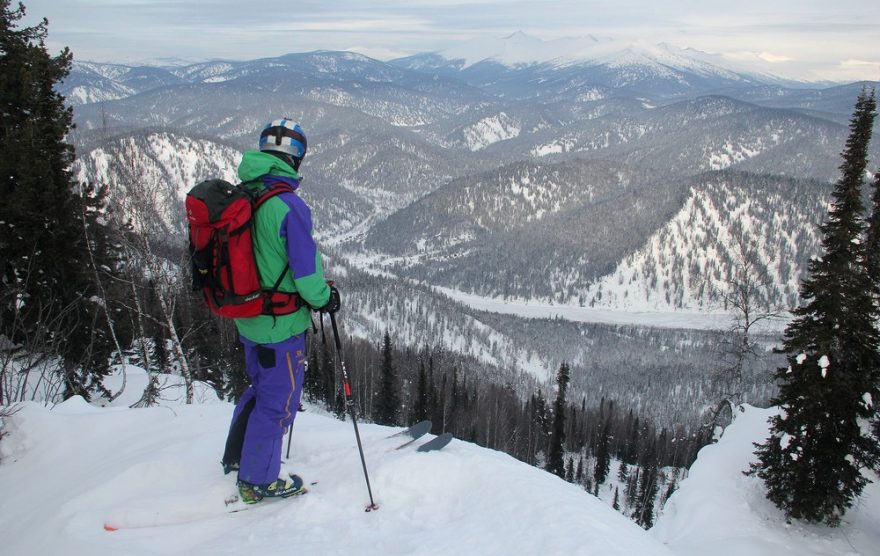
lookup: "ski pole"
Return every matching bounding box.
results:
[328,311,379,512]
[288,317,319,460]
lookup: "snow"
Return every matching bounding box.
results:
[652,405,880,556]
[462,112,521,151]
[434,32,746,80]
[73,132,241,234]
[0,367,673,556]
[534,142,565,156]
[438,31,580,69]
[434,285,739,331]
[2,374,879,555]
[581,178,821,317]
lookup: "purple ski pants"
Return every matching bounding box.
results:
[223,333,306,485]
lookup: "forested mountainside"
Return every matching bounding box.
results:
[587,172,829,311]
[333,260,780,429]
[506,96,855,183]
[72,132,240,234]
[360,161,830,310]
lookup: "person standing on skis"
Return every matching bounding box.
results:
[220,119,341,504]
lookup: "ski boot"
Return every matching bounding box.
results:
[237,474,306,504]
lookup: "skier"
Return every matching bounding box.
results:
[220,119,341,504]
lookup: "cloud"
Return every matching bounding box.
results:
[292,17,432,33]
[758,52,793,63]
[22,0,880,81]
[841,59,880,68]
[346,45,413,61]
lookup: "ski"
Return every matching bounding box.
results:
[387,422,453,453]
[223,486,309,513]
[387,419,432,450]
[103,483,313,530]
[416,432,453,452]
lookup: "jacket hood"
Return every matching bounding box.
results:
[237,150,300,184]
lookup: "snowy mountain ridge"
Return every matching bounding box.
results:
[432,32,750,81]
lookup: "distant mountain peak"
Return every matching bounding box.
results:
[436,31,562,68]
[503,30,531,40]
[428,33,750,80]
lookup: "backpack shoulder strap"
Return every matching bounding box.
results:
[252,181,298,305]
[253,182,295,210]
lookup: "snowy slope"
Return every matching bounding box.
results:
[63,61,185,105]
[653,405,880,556]
[461,112,521,151]
[586,174,827,312]
[0,368,673,556]
[74,132,241,232]
[3,372,878,555]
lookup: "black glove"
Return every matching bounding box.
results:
[319,284,341,314]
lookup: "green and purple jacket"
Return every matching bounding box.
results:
[233,150,330,344]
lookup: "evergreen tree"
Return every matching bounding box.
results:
[868,170,880,448]
[751,89,880,526]
[0,1,117,399]
[534,389,550,437]
[866,170,880,294]
[635,439,659,528]
[410,358,430,424]
[333,388,346,420]
[320,342,335,408]
[625,467,639,509]
[594,417,612,487]
[625,416,640,465]
[874,419,880,455]
[427,356,441,433]
[545,362,570,478]
[304,339,323,403]
[618,460,629,483]
[374,331,400,425]
[448,366,460,434]
[612,487,620,511]
[433,371,447,433]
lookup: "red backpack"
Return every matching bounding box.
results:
[186,179,301,318]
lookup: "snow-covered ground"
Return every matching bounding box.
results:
[0,370,876,556]
[0,368,670,556]
[653,405,880,556]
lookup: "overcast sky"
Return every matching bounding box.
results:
[21,0,880,82]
